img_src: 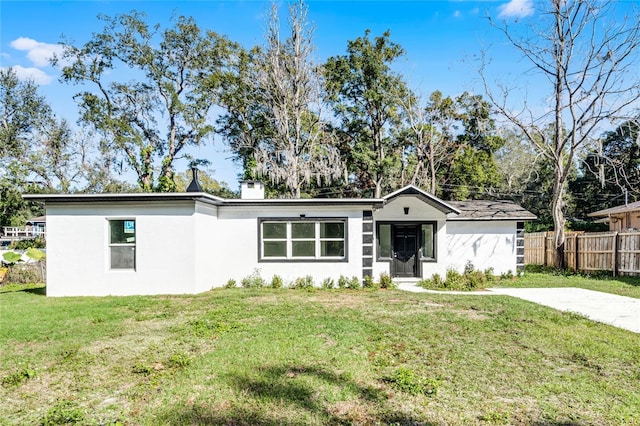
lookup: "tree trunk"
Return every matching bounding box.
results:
[551,168,566,268]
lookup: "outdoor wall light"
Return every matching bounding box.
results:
[404,207,410,215]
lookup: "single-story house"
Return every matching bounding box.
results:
[24,180,535,297]
[588,201,640,232]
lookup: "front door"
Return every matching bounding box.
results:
[392,225,418,277]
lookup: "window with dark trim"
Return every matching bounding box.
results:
[260,219,347,261]
[109,219,136,270]
[376,222,436,261]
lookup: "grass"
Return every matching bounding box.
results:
[1,283,639,425]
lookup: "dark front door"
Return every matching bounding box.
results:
[392,225,418,277]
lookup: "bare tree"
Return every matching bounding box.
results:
[483,0,640,267]
[253,1,342,198]
[398,90,458,194]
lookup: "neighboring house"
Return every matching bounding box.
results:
[588,201,640,232]
[24,181,535,297]
[1,216,46,247]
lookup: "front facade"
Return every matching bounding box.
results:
[25,184,535,297]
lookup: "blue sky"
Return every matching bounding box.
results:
[0,0,634,187]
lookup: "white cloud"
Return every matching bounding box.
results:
[0,65,53,85]
[453,10,461,18]
[498,0,534,19]
[10,37,64,67]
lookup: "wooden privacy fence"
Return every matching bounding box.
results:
[524,231,640,276]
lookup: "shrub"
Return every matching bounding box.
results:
[241,269,266,288]
[270,275,283,289]
[464,260,475,275]
[337,275,349,289]
[224,279,237,288]
[419,266,496,292]
[445,268,464,290]
[291,275,314,289]
[347,275,360,290]
[466,270,487,289]
[321,278,335,289]
[484,268,496,282]
[378,272,395,289]
[3,264,42,284]
[500,270,514,280]
[362,274,376,289]
[9,237,45,250]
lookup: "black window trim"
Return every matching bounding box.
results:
[258,217,349,263]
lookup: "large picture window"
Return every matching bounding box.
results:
[260,219,346,261]
[109,219,136,269]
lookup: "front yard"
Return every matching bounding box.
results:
[1,280,639,425]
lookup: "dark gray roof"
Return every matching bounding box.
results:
[447,200,537,221]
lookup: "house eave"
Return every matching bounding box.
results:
[223,198,384,208]
[23,193,384,209]
[22,192,225,206]
[447,216,537,222]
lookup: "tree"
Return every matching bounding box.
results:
[253,1,342,198]
[216,47,265,182]
[483,0,640,267]
[441,92,504,200]
[174,168,236,198]
[57,11,235,192]
[0,69,68,227]
[324,30,408,198]
[571,118,640,218]
[397,90,458,195]
[0,68,51,159]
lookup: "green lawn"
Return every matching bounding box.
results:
[497,270,640,299]
[1,285,639,425]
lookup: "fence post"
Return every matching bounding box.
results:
[575,233,579,272]
[612,231,618,277]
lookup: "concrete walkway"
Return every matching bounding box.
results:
[489,287,640,333]
[396,283,639,333]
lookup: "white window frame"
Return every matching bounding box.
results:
[259,219,347,262]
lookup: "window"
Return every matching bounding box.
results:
[260,219,346,261]
[109,219,136,269]
[378,224,392,258]
[420,223,435,259]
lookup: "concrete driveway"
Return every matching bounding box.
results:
[489,287,640,333]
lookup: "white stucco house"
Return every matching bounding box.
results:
[24,181,535,297]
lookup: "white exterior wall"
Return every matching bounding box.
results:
[45,202,203,297]
[213,205,364,286]
[445,221,517,274]
[193,202,219,292]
